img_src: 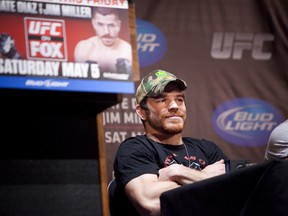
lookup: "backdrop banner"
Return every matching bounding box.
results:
[104,0,288,181]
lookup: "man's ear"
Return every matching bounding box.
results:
[91,18,97,30]
[136,105,147,121]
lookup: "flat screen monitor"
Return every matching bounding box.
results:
[0,0,135,95]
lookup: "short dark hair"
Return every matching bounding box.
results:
[139,97,149,126]
[93,7,120,18]
[139,96,148,110]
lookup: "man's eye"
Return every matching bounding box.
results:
[156,99,165,103]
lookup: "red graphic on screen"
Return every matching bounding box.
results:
[24,17,67,61]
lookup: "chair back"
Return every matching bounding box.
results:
[107,179,140,216]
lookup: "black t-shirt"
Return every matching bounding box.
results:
[113,135,227,188]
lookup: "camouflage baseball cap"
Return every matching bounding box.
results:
[135,70,187,104]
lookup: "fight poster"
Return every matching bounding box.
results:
[0,0,134,94]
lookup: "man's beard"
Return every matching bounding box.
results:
[146,112,185,135]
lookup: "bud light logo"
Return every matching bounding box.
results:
[136,19,167,68]
[212,98,284,147]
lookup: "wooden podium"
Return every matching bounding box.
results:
[160,160,288,216]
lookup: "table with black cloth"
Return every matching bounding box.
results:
[160,160,288,216]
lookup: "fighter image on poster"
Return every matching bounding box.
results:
[0,33,22,59]
[74,7,132,80]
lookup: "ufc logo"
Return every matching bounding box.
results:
[28,21,62,36]
[210,32,274,60]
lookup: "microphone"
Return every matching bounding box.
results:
[225,159,256,173]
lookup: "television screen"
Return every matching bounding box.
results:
[0,0,135,95]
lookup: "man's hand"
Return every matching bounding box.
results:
[158,164,183,182]
[201,159,226,178]
[0,33,21,59]
[116,58,132,74]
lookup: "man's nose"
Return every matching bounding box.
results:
[168,100,179,110]
[103,25,109,34]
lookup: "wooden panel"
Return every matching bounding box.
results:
[97,113,110,216]
[129,1,140,82]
